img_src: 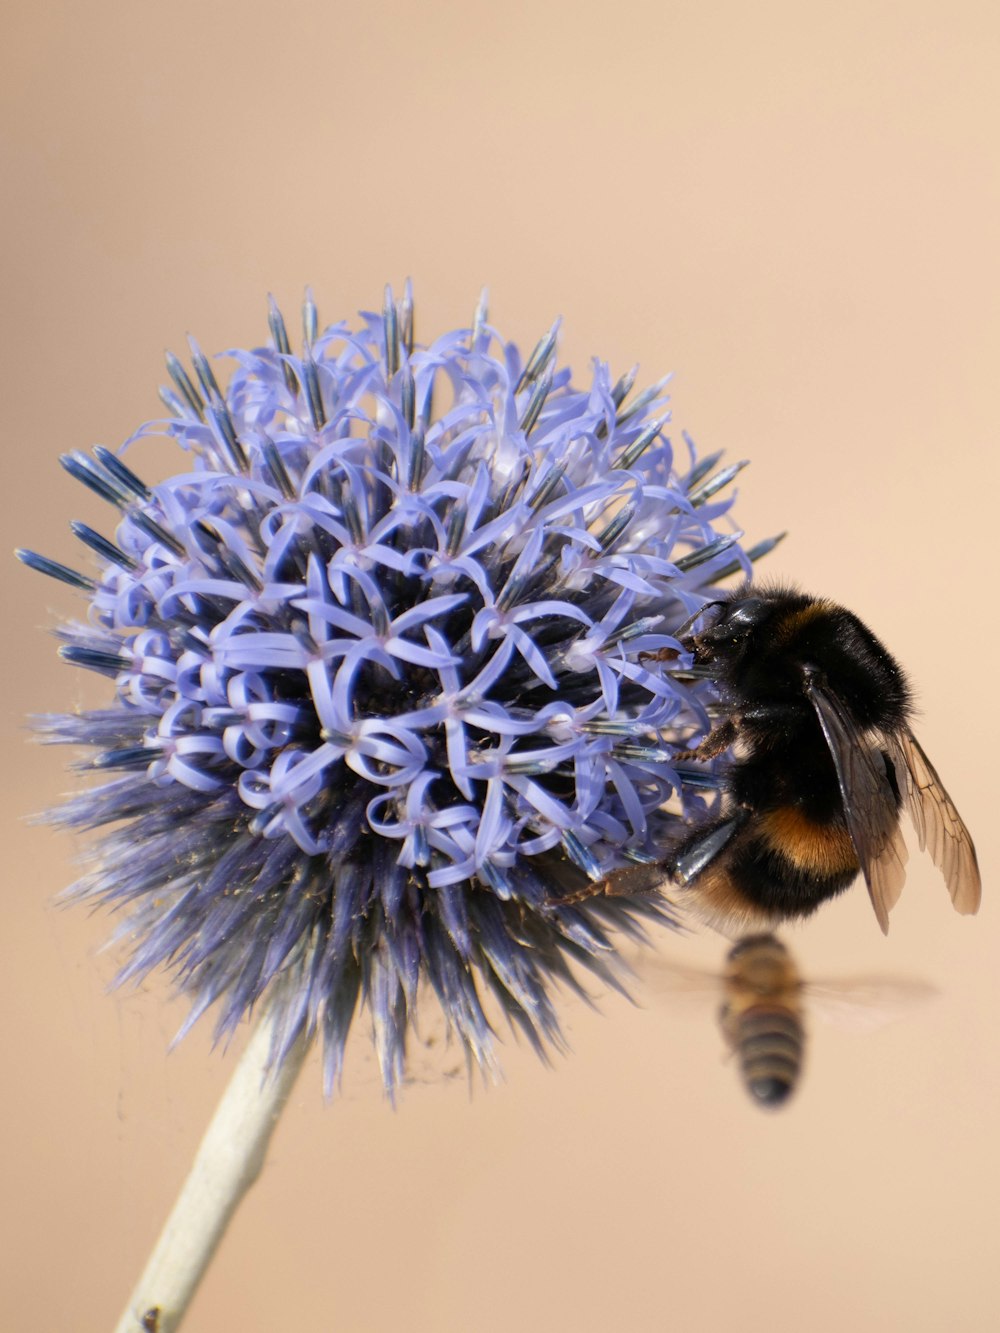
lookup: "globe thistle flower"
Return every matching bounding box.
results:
[19,285,774,1096]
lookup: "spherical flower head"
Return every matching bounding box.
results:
[20,286,772,1095]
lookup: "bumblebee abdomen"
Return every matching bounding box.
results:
[694,811,859,922]
[757,806,858,878]
[672,809,861,928]
[735,1006,803,1107]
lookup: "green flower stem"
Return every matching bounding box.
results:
[113,1012,311,1333]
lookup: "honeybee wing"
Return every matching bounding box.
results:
[633,942,792,1006]
[887,729,982,917]
[637,958,935,1023]
[802,668,909,935]
[801,975,938,1032]
[631,958,723,1005]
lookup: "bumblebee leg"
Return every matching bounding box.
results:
[686,703,807,760]
[738,701,811,727]
[552,862,671,906]
[670,808,751,885]
[685,718,738,762]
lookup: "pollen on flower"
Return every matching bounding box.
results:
[19,284,776,1094]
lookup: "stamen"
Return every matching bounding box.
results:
[399,278,414,357]
[187,336,223,403]
[267,295,301,396]
[711,531,785,581]
[69,522,138,571]
[208,405,249,473]
[89,747,153,771]
[302,356,326,430]
[193,520,262,590]
[165,351,205,419]
[617,418,665,470]
[383,285,399,379]
[15,548,96,591]
[515,320,559,392]
[131,511,187,557]
[595,502,636,552]
[675,533,740,572]
[526,464,566,512]
[261,440,296,499]
[684,442,722,489]
[518,369,552,435]
[302,288,319,347]
[689,460,748,507]
[561,831,602,880]
[406,423,426,491]
[400,365,415,430]
[616,375,671,427]
[610,365,639,409]
[60,451,127,506]
[471,288,489,349]
[92,446,152,501]
[58,644,131,675]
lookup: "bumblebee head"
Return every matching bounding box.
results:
[683,595,776,666]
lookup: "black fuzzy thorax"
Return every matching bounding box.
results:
[715,590,910,823]
[718,587,912,733]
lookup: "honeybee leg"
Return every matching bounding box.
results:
[670,807,751,886]
[684,718,738,762]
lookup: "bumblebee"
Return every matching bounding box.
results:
[646,585,981,933]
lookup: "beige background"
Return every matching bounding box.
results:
[3,3,998,1330]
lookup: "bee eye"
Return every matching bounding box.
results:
[724,599,766,630]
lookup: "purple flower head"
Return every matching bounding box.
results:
[19,286,776,1095]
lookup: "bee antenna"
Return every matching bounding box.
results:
[675,600,726,640]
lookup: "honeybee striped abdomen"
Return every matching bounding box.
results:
[719,934,804,1108]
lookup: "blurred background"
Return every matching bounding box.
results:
[2,2,997,1330]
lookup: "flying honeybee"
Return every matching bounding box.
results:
[653,932,935,1109]
[720,933,805,1107]
[629,585,982,934]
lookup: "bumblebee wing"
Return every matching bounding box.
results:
[890,729,982,916]
[803,976,938,1032]
[803,671,909,934]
